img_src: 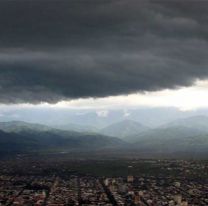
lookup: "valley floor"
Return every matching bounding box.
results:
[0,157,207,205]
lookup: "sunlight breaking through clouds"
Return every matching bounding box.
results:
[1,79,205,111]
[51,79,208,111]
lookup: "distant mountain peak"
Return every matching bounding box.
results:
[100,119,149,139]
[161,115,208,131]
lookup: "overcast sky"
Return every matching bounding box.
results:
[0,0,208,111]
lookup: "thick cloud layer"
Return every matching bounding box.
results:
[0,0,208,103]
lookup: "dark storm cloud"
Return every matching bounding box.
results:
[0,0,208,103]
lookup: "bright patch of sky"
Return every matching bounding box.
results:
[1,79,208,111]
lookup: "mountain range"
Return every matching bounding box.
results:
[0,121,126,155]
[0,116,208,158]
